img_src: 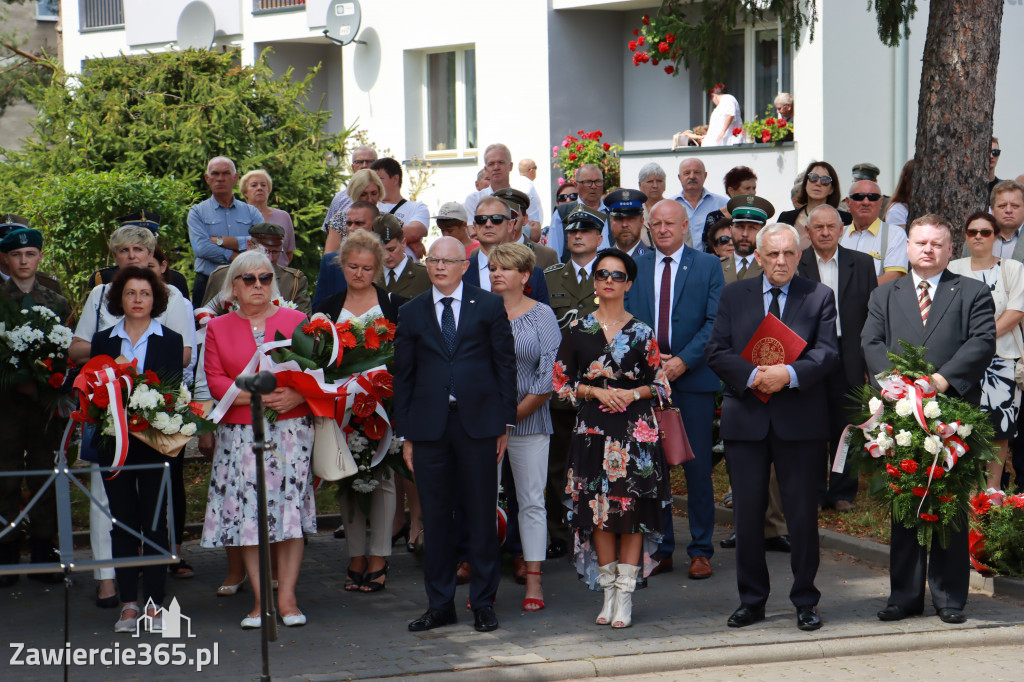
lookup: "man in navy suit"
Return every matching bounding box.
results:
[625,200,724,580]
[463,196,549,304]
[395,236,517,633]
[706,223,839,631]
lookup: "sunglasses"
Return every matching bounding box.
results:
[594,269,628,283]
[714,235,733,246]
[966,228,994,237]
[849,193,882,202]
[807,172,833,185]
[236,273,274,287]
[991,149,1002,158]
[473,214,509,226]
[557,192,579,203]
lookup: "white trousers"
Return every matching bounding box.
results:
[340,468,397,558]
[89,464,115,580]
[501,433,550,563]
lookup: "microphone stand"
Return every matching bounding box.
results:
[247,385,279,681]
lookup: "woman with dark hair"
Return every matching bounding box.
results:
[703,166,758,232]
[778,161,852,246]
[93,266,184,633]
[704,218,736,258]
[883,159,914,228]
[555,248,671,629]
[948,211,1024,489]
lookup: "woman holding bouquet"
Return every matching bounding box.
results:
[91,267,185,633]
[315,225,405,593]
[555,248,671,628]
[201,251,315,629]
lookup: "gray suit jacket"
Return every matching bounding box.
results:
[861,270,996,403]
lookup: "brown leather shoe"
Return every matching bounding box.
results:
[456,562,471,585]
[688,556,712,580]
[648,556,674,577]
[512,556,527,585]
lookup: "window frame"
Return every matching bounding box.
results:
[702,20,792,125]
[420,45,477,160]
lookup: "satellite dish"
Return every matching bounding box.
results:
[325,0,362,46]
[176,1,216,50]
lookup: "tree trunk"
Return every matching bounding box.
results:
[909,0,1004,253]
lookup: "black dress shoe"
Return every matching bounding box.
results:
[937,607,966,624]
[797,605,822,631]
[727,604,765,628]
[765,535,791,553]
[408,608,457,632]
[720,532,736,549]
[546,539,568,559]
[473,605,499,632]
[877,604,921,621]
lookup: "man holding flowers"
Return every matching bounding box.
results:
[862,215,996,623]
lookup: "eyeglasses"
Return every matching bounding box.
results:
[966,228,995,237]
[473,214,509,226]
[714,235,733,246]
[991,149,1002,158]
[235,273,274,287]
[557,192,579,203]
[594,269,628,283]
[807,173,833,185]
[424,257,468,268]
[849,193,882,202]
[577,179,603,188]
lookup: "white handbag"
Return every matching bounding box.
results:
[311,416,358,481]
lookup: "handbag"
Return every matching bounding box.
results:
[311,416,358,481]
[652,392,695,466]
[997,262,1024,390]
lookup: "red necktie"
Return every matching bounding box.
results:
[658,256,672,351]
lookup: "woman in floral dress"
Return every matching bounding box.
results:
[554,248,671,629]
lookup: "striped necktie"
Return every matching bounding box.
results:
[918,281,931,324]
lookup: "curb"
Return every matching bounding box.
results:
[332,624,1024,681]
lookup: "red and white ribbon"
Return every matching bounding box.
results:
[832,399,885,473]
[338,367,394,467]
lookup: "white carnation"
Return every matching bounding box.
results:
[169,413,183,431]
[875,432,894,451]
[348,433,369,452]
[957,423,973,438]
[894,398,914,417]
[389,436,403,455]
[176,383,192,410]
[923,435,943,455]
[180,422,197,437]
[895,430,913,447]
[351,477,379,493]
[151,412,172,433]
[868,397,883,414]
[923,400,941,419]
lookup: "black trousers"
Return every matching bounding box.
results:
[726,429,821,609]
[820,371,860,506]
[887,513,969,612]
[0,395,62,543]
[169,453,185,547]
[102,446,169,605]
[413,409,499,611]
[544,408,574,546]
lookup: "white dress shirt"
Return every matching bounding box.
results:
[432,282,464,328]
[815,250,841,336]
[476,249,492,292]
[112,318,163,371]
[653,245,685,348]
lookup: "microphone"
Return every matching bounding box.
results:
[235,371,278,395]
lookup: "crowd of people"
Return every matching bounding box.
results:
[0,130,1022,637]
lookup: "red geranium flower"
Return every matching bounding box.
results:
[638,35,645,46]
[899,459,918,474]
[642,13,650,24]
[577,130,585,136]
[363,414,387,441]
[777,119,788,128]
[652,58,659,65]
[732,126,743,136]
[632,29,638,36]
[48,373,64,388]
[920,513,939,522]
[568,153,578,161]
[761,129,771,143]
[658,41,669,53]
[666,33,675,43]
[912,487,928,497]
[664,65,674,75]
[765,117,776,126]
[576,143,584,152]
[351,392,377,419]
[602,142,611,151]
[628,40,637,51]
[127,414,150,432]
[885,463,901,478]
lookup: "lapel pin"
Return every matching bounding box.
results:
[469,300,475,303]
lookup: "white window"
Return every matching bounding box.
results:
[36,0,59,21]
[423,47,477,157]
[705,23,792,123]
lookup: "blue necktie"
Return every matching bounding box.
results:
[441,297,457,398]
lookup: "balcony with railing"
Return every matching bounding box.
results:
[80,0,125,30]
[252,0,306,14]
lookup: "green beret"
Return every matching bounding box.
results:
[249,222,285,238]
[0,227,43,252]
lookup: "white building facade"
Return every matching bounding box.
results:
[60,0,1024,226]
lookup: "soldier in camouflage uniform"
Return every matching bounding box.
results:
[0,214,63,296]
[0,228,71,585]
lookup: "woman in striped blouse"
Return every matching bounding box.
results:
[487,243,561,612]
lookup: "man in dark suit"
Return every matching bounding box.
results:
[395,236,517,633]
[707,223,839,631]
[862,215,996,624]
[798,205,877,511]
[463,197,549,304]
[625,199,724,580]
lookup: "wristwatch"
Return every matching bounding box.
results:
[632,389,641,402]
[215,237,224,246]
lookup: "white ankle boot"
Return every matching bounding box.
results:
[595,561,619,625]
[612,563,639,628]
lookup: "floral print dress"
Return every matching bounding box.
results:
[554,314,672,588]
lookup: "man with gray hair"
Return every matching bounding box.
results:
[188,156,263,306]
[707,221,838,631]
[774,93,793,121]
[671,158,727,253]
[840,179,908,285]
[547,164,610,261]
[464,143,543,228]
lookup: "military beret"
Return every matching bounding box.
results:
[493,187,530,215]
[0,227,43,252]
[372,214,404,243]
[565,206,605,232]
[118,210,163,234]
[727,194,775,225]
[604,188,647,217]
[852,163,881,181]
[0,214,30,238]
[249,222,286,238]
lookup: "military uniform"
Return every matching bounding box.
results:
[201,262,311,315]
[374,256,431,299]
[721,255,763,284]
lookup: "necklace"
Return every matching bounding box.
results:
[595,310,629,331]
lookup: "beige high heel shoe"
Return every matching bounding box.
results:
[595,561,619,625]
[611,564,639,628]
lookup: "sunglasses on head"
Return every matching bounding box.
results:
[473,214,509,226]
[807,172,833,185]
[594,269,628,283]
[557,192,579,203]
[991,149,1002,158]
[715,235,733,246]
[849,193,882,202]
[235,273,274,286]
[967,228,994,237]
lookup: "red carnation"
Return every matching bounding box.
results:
[628,40,637,51]
[920,513,939,522]
[899,459,918,474]
[912,487,928,497]
[664,65,674,75]
[144,369,160,385]
[92,391,110,409]
[602,142,611,151]
[732,126,743,136]
[761,129,771,143]
[885,463,901,478]
[352,392,377,419]
[658,41,669,53]
[938,494,955,502]
[926,465,944,479]
[666,33,675,43]
[127,414,150,432]
[642,13,650,24]
[889,483,903,494]
[48,373,65,389]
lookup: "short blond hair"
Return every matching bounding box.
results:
[488,243,535,273]
[336,228,385,276]
[108,225,156,256]
[240,168,273,194]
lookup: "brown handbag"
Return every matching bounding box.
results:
[652,392,694,466]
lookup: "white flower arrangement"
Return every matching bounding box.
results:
[894,397,914,417]
[923,400,941,419]
[923,434,943,455]
[957,423,973,438]
[868,397,883,414]
[895,430,913,447]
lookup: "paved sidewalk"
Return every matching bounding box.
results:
[2,520,1022,681]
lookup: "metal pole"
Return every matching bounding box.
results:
[250,394,278,682]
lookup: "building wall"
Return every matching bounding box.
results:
[0,2,60,150]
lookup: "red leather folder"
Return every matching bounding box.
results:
[741,313,807,403]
